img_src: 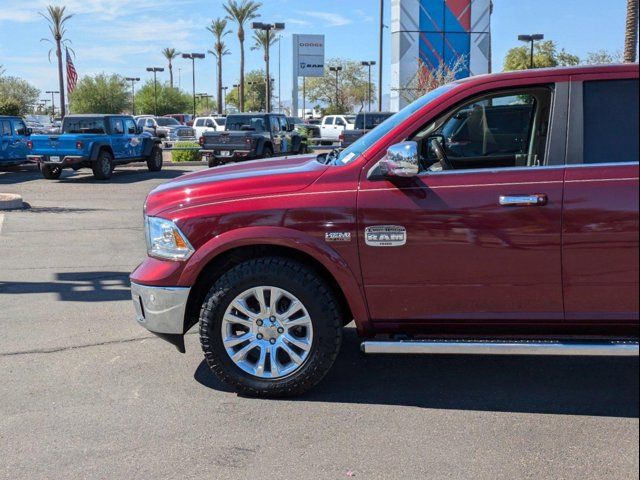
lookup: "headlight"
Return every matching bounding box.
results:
[145,216,194,260]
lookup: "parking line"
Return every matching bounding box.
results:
[0,214,4,236]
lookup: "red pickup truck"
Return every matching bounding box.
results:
[131,65,639,397]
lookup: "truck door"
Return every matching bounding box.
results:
[11,119,29,161]
[110,118,127,159]
[269,116,282,155]
[0,119,12,163]
[562,75,639,322]
[124,118,142,158]
[357,83,568,324]
[321,116,334,140]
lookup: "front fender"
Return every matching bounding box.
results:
[179,226,371,335]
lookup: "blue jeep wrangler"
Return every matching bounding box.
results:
[0,116,31,167]
[27,114,163,180]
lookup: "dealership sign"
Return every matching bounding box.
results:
[293,34,325,77]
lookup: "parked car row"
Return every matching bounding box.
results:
[134,116,196,141]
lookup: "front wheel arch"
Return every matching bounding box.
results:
[184,245,354,336]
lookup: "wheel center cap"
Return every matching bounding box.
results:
[257,319,281,340]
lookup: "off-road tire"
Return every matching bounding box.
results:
[40,164,62,180]
[92,150,114,180]
[261,146,273,158]
[199,257,343,397]
[146,146,163,172]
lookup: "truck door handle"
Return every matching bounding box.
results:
[499,194,547,206]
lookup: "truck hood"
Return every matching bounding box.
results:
[145,154,328,216]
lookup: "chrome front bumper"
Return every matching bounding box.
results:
[131,282,190,335]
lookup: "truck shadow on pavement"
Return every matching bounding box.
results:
[194,327,639,418]
[0,271,131,302]
[57,167,193,184]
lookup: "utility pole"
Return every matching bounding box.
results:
[517,34,544,68]
[146,67,164,116]
[251,22,285,113]
[277,34,282,113]
[46,90,59,117]
[182,53,206,117]
[378,0,384,110]
[124,77,140,115]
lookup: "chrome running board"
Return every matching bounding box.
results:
[361,339,639,357]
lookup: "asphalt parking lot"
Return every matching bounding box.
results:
[0,164,638,480]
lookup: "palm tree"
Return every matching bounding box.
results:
[251,30,278,111]
[224,0,261,112]
[624,0,638,62]
[40,5,73,117]
[207,19,231,115]
[162,48,180,88]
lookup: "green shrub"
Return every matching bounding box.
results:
[0,97,21,116]
[171,141,201,162]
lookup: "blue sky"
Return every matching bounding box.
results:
[0,0,632,107]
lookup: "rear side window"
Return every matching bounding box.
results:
[63,118,106,134]
[1,120,12,136]
[583,79,639,164]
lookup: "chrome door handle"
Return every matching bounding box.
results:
[499,194,547,206]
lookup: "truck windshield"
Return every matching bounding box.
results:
[355,113,394,130]
[332,84,455,165]
[156,118,180,126]
[63,118,106,134]
[225,115,266,132]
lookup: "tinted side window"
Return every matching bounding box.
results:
[195,119,204,126]
[583,79,639,164]
[125,119,136,134]
[14,120,27,136]
[1,120,12,136]
[112,119,124,134]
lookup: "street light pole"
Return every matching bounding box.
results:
[124,77,140,115]
[233,84,241,110]
[45,90,59,117]
[252,22,285,113]
[361,61,376,112]
[517,34,544,68]
[146,67,164,116]
[182,53,206,118]
[378,0,384,110]
[221,86,228,114]
[329,66,342,112]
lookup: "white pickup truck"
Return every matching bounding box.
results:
[320,114,355,143]
[193,116,226,140]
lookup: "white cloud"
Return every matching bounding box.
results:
[354,9,375,23]
[298,11,352,27]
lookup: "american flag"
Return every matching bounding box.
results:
[65,47,78,95]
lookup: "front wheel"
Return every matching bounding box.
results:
[146,146,163,172]
[41,164,62,180]
[199,257,343,397]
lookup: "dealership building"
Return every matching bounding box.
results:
[391,0,493,111]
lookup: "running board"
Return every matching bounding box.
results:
[361,339,639,357]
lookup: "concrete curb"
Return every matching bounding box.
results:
[0,193,25,210]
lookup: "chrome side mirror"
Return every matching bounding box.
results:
[379,141,419,177]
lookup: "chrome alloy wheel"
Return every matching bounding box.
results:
[221,286,313,379]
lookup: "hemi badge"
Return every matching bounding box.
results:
[365,226,407,247]
[325,232,351,242]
